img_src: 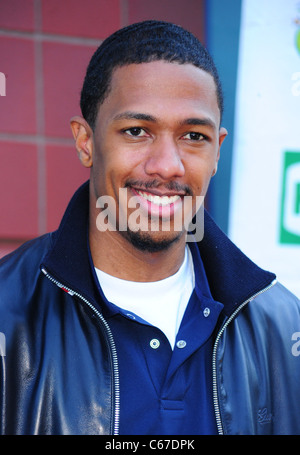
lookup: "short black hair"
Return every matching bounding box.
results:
[80,20,223,130]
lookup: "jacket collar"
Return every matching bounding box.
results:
[198,209,276,315]
[42,181,276,317]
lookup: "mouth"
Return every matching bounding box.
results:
[128,186,185,221]
[134,190,182,207]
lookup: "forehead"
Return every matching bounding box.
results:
[97,61,220,126]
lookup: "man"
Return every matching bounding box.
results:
[0,20,300,435]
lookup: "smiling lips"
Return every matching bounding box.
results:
[130,187,184,219]
[135,190,181,207]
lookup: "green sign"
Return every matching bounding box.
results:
[297,27,300,55]
[279,151,300,244]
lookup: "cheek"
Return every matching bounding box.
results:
[186,159,215,191]
[93,148,140,195]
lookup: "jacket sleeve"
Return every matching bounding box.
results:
[216,281,300,435]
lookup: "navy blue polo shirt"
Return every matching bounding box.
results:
[96,242,224,435]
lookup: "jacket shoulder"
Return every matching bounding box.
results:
[0,234,52,267]
[218,282,300,434]
[0,234,53,308]
[233,281,300,358]
[249,281,300,324]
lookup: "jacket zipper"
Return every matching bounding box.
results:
[212,279,277,435]
[41,267,120,435]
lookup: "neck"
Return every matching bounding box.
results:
[89,223,187,282]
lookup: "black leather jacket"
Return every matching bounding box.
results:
[1,181,300,435]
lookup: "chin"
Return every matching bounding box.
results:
[123,228,183,253]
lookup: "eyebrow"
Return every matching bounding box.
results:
[112,111,216,130]
[112,111,157,122]
[181,117,217,130]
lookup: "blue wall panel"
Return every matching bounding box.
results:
[205,0,242,233]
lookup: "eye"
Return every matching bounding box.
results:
[182,132,205,141]
[124,127,148,137]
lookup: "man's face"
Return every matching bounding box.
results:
[89,61,227,252]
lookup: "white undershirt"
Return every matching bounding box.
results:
[95,246,195,349]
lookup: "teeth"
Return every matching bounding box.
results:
[136,190,180,206]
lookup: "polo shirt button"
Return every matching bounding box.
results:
[203,307,210,317]
[176,340,187,349]
[150,339,160,349]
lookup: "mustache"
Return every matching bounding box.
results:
[125,179,193,196]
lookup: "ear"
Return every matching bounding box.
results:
[212,126,228,177]
[70,116,93,168]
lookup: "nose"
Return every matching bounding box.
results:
[144,136,185,180]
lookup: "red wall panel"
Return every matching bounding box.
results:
[0,141,38,238]
[0,0,35,32]
[46,144,90,232]
[41,0,121,39]
[0,36,36,134]
[43,42,96,138]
